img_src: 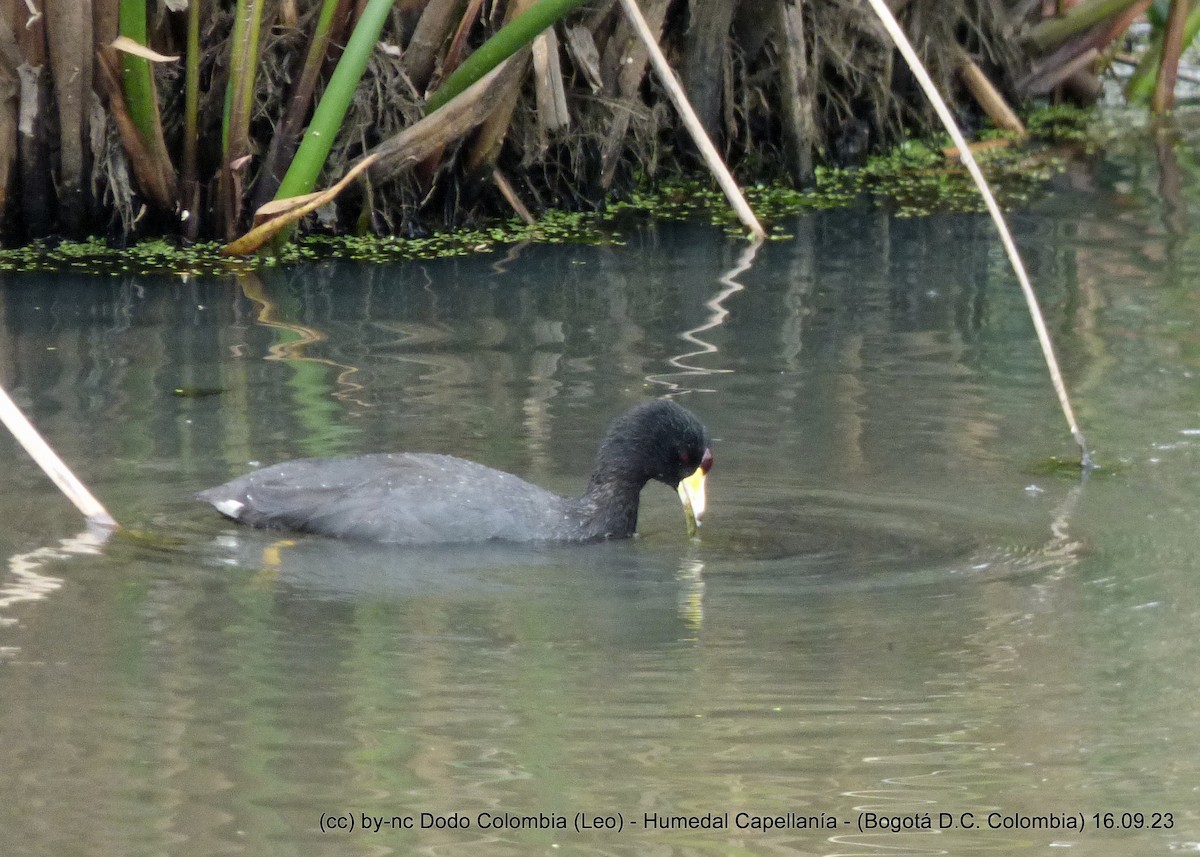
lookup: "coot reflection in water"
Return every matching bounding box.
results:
[198,399,712,545]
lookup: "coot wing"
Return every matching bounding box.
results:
[198,453,573,544]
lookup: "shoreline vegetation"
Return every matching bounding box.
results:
[0,103,1097,276]
[0,0,1194,261]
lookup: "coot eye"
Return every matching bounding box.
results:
[679,451,691,465]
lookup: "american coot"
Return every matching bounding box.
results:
[197,399,712,544]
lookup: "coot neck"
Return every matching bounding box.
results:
[576,468,647,539]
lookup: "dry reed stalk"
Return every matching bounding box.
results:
[96,46,176,211]
[867,0,1092,467]
[1029,0,1144,51]
[226,58,522,254]
[682,0,737,141]
[492,167,535,223]
[532,27,569,138]
[1019,0,1149,97]
[0,12,19,223]
[1152,0,1190,113]
[0,383,117,529]
[13,1,55,237]
[45,0,92,235]
[616,0,765,239]
[598,0,670,190]
[403,0,467,93]
[412,0,486,184]
[774,0,815,187]
[463,0,537,176]
[959,56,1026,137]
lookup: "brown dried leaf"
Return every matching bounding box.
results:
[110,35,180,63]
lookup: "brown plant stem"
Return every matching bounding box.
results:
[1152,0,1190,113]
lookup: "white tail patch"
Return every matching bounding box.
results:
[214,499,245,520]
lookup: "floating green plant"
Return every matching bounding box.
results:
[1026,455,1114,477]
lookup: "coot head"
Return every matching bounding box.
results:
[587,399,713,531]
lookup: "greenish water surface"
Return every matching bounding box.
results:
[1,117,1199,856]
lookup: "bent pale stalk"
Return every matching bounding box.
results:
[0,383,117,528]
[865,0,1093,468]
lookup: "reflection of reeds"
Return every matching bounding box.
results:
[1,529,111,617]
[236,272,371,427]
[649,237,760,395]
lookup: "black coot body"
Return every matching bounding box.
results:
[197,399,713,544]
